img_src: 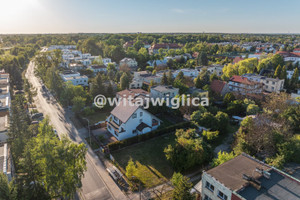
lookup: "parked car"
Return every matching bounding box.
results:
[31,113,44,119]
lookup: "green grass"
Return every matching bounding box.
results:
[85,137,99,150]
[82,111,111,125]
[112,133,176,187]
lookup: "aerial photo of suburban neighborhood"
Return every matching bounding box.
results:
[0,0,300,200]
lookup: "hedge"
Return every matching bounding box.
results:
[108,121,194,151]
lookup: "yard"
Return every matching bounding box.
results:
[112,133,176,188]
[81,110,111,125]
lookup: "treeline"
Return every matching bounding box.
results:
[1,95,87,199]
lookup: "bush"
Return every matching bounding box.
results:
[203,130,219,141]
[108,122,191,151]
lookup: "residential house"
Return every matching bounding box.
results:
[106,103,160,140]
[130,71,162,88]
[116,89,149,101]
[102,58,113,66]
[150,85,179,99]
[148,43,181,55]
[119,58,138,70]
[0,72,10,143]
[69,63,84,71]
[277,51,300,64]
[228,75,263,94]
[173,68,199,79]
[189,87,209,99]
[210,80,229,96]
[146,59,167,67]
[195,153,300,200]
[60,71,89,86]
[196,65,224,77]
[233,56,244,64]
[88,65,107,74]
[0,143,13,181]
[242,73,284,93]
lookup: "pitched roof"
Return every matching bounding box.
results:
[233,56,244,64]
[230,75,257,85]
[117,89,149,98]
[210,80,226,94]
[110,102,139,123]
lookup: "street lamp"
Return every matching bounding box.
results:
[83,117,91,146]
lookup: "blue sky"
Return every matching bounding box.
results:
[1,0,300,34]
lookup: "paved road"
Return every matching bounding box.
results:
[26,61,127,200]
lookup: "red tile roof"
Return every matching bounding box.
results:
[230,75,257,85]
[293,48,300,52]
[233,56,244,64]
[211,80,226,94]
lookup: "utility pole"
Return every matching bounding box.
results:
[83,117,91,145]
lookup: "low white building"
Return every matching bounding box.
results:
[60,72,88,86]
[173,68,199,79]
[197,153,300,200]
[243,73,284,93]
[120,57,138,68]
[150,85,179,99]
[88,65,107,73]
[103,58,112,66]
[106,103,160,141]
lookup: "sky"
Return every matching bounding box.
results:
[1,0,300,34]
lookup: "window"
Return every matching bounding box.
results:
[205,181,214,192]
[132,113,137,119]
[272,87,274,90]
[204,195,212,200]
[266,86,268,89]
[266,80,269,84]
[139,119,142,123]
[140,112,143,117]
[272,81,275,85]
[218,191,228,200]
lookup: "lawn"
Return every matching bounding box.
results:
[112,133,176,188]
[82,110,111,125]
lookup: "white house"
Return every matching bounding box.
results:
[69,63,84,71]
[120,57,138,68]
[173,68,199,79]
[88,65,107,73]
[150,85,179,99]
[102,58,112,66]
[60,72,89,86]
[106,103,160,140]
[242,73,284,93]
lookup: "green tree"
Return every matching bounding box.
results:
[171,173,194,200]
[197,51,208,66]
[194,76,202,89]
[164,129,212,171]
[161,72,168,85]
[247,104,260,115]
[72,96,86,113]
[120,72,130,90]
[175,71,184,81]
[274,65,282,78]
[280,65,287,80]
[290,68,299,90]
[212,151,236,167]
[167,71,174,85]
